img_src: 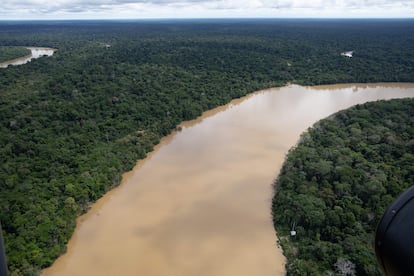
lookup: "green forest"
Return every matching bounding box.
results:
[272,98,414,275]
[0,47,30,63]
[0,19,413,275]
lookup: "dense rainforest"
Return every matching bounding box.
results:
[272,98,414,275]
[0,19,413,275]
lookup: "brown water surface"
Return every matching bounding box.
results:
[43,84,414,276]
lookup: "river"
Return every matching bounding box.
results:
[0,47,55,68]
[42,83,414,276]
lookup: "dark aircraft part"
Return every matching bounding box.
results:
[375,185,414,276]
[0,222,8,276]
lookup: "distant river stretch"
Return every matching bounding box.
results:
[0,47,55,68]
[43,83,414,276]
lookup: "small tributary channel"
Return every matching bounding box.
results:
[0,47,55,68]
[43,83,414,276]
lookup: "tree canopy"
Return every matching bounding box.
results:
[273,98,414,275]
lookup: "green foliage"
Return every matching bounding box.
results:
[273,98,414,275]
[0,19,413,274]
[0,47,30,63]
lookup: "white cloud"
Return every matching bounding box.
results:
[0,0,413,19]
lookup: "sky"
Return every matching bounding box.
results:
[1,0,414,20]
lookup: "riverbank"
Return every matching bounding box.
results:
[42,83,414,276]
[272,95,414,274]
[42,85,287,276]
[0,46,31,63]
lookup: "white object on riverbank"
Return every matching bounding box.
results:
[341,51,354,58]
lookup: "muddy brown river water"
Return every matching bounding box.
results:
[43,83,414,276]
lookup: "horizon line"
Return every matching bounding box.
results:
[1,17,414,22]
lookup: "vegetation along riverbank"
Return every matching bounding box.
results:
[273,98,414,275]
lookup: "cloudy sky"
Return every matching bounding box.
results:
[1,0,414,20]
